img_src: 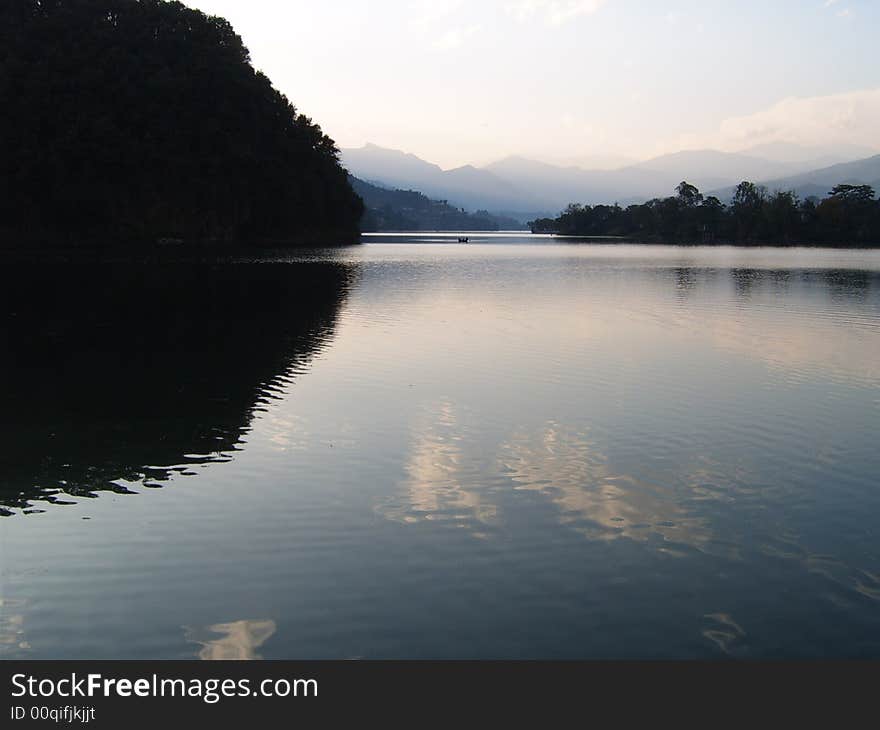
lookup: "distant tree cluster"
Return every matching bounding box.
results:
[0,0,363,247]
[530,181,880,245]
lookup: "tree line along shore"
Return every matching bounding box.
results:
[530,182,880,246]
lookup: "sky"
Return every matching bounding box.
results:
[185,0,880,168]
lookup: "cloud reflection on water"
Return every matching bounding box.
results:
[0,598,29,656]
[186,618,277,660]
[498,421,710,546]
[376,401,496,535]
[378,409,714,549]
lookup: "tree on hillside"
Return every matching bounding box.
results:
[676,181,703,208]
[827,184,876,205]
[817,184,877,243]
[763,191,800,243]
[697,195,725,242]
[731,181,767,241]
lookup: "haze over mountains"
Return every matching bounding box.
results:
[341,142,879,222]
[711,154,880,203]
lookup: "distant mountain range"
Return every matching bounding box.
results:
[341,142,879,221]
[710,154,880,202]
[343,144,530,217]
[352,177,524,231]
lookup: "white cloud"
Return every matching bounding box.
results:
[822,0,852,17]
[433,24,481,49]
[508,0,608,26]
[716,88,880,149]
[659,88,880,155]
[411,0,467,29]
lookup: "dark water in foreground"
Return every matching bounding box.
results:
[2,238,880,659]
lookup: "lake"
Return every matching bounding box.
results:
[2,235,880,659]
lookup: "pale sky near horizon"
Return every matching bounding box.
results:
[184,0,880,169]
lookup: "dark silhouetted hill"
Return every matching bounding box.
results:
[0,0,362,248]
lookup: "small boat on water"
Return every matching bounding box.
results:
[457,236,469,243]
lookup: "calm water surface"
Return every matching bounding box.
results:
[2,236,880,658]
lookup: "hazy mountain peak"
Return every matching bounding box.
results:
[634,148,767,167]
[710,153,880,201]
[348,142,441,166]
[485,156,567,172]
[340,144,543,218]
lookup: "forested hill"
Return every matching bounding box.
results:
[0,0,363,248]
[352,177,524,232]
